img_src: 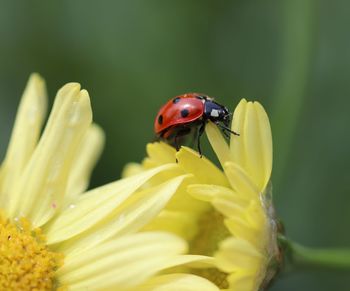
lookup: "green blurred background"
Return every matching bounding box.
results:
[0,1,349,290]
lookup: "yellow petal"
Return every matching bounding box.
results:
[59,232,212,290]
[142,210,199,241]
[165,178,209,213]
[205,121,232,166]
[121,162,145,177]
[230,100,272,192]
[224,217,262,248]
[58,232,187,288]
[0,73,47,209]
[242,103,266,190]
[229,99,247,168]
[53,175,188,255]
[176,147,229,186]
[254,102,273,190]
[64,124,105,204]
[187,184,250,207]
[244,200,266,231]
[135,274,220,291]
[223,162,259,201]
[226,269,259,291]
[211,198,247,219]
[215,237,263,273]
[8,84,92,227]
[45,164,176,244]
[146,142,177,165]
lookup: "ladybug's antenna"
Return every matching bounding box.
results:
[215,122,240,136]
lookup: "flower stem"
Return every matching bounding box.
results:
[279,235,350,271]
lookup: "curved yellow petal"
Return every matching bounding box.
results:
[135,274,220,291]
[45,164,177,244]
[54,175,188,255]
[223,162,259,201]
[229,99,247,168]
[64,124,105,204]
[146,142,177,165]
[229,99,272,192]
[8,84,92,226]
[58,232,187,288]
[226,270,259,291]
[205,121,232,166]
[224,217,262,249]
[142,210,200,241]
[210,198,247,219]
[176,147,229,186]
[59,232,212,290]
[254,102,273,189]
[0,73,47,209]
[215,237,263,273]
[122,162,145,177]
[187,184,249,207]
[165,178,209,213]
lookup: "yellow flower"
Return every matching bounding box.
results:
[123,99,278,290]
[0,74,219,291]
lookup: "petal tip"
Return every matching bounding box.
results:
[58,82,81,97]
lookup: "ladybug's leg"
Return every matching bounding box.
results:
[174,127,191,151]
[174,134,180,152]
[197,122,205,158]
[189,126,198,148]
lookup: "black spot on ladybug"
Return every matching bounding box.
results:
[158,114,163,124]
[173,97,181,104]
[180,109,189,118]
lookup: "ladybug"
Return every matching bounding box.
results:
[154,93,239,156]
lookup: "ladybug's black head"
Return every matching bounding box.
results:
[204,100,231,125]
[222,106,231,127]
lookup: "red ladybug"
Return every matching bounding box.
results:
[154,93,239,156]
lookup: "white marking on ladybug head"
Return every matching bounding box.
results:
[211,109,220,117]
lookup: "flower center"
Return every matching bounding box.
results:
[189,209,231,288]
[0,212,63,290]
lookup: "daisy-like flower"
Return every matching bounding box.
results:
[123,99,279,290]
[0,74,219,291]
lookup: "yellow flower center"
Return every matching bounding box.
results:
[189,209,230,288]
[0,212,63,290]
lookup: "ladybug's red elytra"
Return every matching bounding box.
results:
[154,93,239,157]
